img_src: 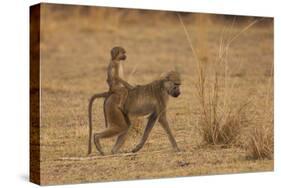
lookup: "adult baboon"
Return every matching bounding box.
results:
[88,71,181,155]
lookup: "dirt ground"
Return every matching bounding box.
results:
[37,4,273,185]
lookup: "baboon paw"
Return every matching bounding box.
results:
[131,147,139,153]
[174,147,181,152]
[99,151,105,156]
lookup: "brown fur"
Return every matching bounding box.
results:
[105,47,133,125]
[88,47,133,154]
[88,71,182,155]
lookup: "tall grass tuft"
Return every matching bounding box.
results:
[194,59,249,145]
[178,14,262,146]
[247,125,273,160]
[246,62,273,160]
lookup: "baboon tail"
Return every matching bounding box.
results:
[88,91,110,155]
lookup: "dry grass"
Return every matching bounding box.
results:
[194,64,249,145]
[247,126,273,160]
[246,63,274,160]
[177,14,256,146]
[194,66,248,146]
[37,4,273,185]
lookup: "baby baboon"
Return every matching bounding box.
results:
[88,71,182,155]
[88,47,133,154]
[107,47,133,90]
[107,46,133,106]
[104,47,133,127]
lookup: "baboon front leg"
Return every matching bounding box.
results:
[159,113,180,152]
[111,131,128,154]
[132,113,158,153]
[103,96,109,128]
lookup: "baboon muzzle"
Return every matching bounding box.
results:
[120,55,126,60]
[172,91,180,97]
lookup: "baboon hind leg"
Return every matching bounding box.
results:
[111,112,131,154]
[94,127,123,155]
[111,131,128,154]
[103,96,109,128]
[94,104,129,155]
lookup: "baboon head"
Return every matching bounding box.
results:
[162,71,181,97]
[111,46,126,61]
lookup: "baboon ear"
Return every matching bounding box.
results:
[111,47,119,60]
[160,72,167,80]
[163,80,173,89]
[164,71,181,81]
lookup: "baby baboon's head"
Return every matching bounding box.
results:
[111,46,126,61]
[162,71,181,97]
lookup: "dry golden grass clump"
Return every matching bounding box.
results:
[178,14,252,146]
[198,93,248,145]
[195,65,249,145]
[247,126,273,160]
[246,105,273,160]
[195,16,245,145]
[246,64,273,160]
